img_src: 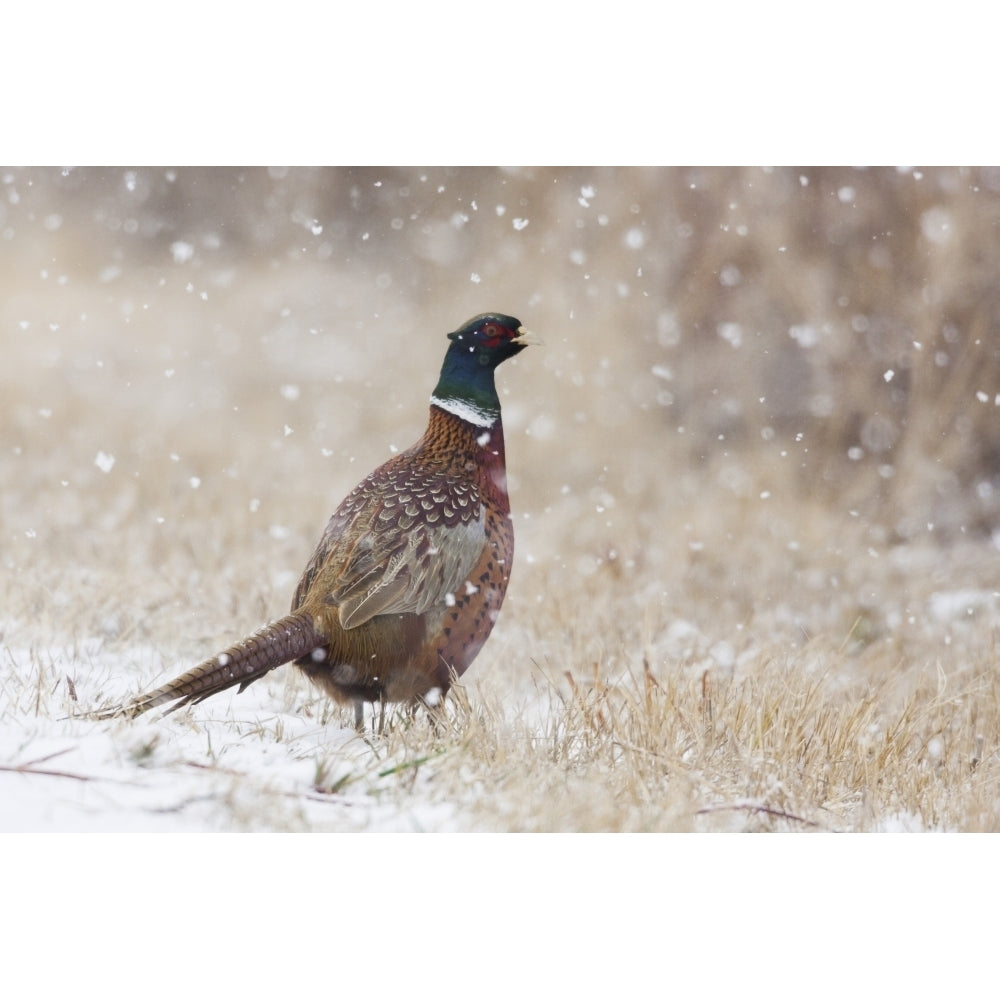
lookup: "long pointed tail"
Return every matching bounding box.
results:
[96,611,325,719]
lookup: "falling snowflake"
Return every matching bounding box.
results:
[171,241,195,264]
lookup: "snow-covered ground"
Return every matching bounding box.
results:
[2,642,474,832]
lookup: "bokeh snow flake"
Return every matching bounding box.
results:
[717,322,743,348]
[170,241,195,264]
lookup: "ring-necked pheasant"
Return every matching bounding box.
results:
[97,313,533,728]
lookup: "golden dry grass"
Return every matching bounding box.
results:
[2,166,999,831]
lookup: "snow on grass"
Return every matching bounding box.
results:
[0,643,465,832]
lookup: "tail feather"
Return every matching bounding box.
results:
[96,611,325,719]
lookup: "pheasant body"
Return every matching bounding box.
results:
[293,402,516,708]
[99,313,530,723]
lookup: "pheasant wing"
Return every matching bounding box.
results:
[293,463,486,629]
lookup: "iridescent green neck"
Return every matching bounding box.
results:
[429,345,502,428]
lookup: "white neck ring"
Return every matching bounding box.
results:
[430,394,498,428]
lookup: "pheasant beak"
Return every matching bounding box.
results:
[513,325,542,346]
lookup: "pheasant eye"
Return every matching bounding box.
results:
[480,322,506,346]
